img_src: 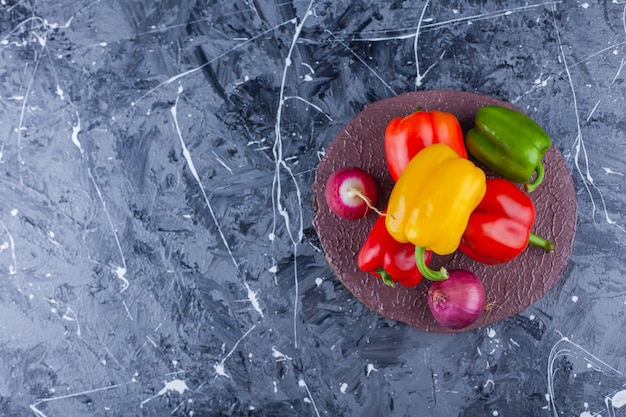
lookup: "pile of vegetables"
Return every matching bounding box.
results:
[324,105,554,330]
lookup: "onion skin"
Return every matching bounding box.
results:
[427,269,486,330]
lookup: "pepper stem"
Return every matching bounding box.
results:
[415,246,448,281]
[525,162,545,193]
[529,232,555,253]
[376,269,396,288]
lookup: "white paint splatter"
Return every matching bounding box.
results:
[123,20,294,113]
[547,334,623,416]
[340,383,348,394]
[272,347,292,361]
[607,389,626,408]
[122,301,134,321]
[571,295,579,303]
[212,151,232,173]
[55,85,65,100]
[414,0,439,88]
[244,282,264,317]
[30,383,124,416]
[62,306,80,336]
[301,62,315,81]
[609,57,626,88]
[269,0,316,349]
[88,169,128,291]
[357,3,557,43]
[487,328,497,338]
[113,266,129,293]
[366,364,378,376]
[172,94,262,316]
[324,30,396,94]
[214,324,257,379]
[586,361,602,372]
[0,220,17,275]
[550,4,626,234]
[283,96,333,120]
[298,379,321,417]
[534,73,549,86]
[579,402,593,417]
[140,379,189,408]
[214,362,228,378]
[71,113,84,154]
[586,100,601,122]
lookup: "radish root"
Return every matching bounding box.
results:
[347,187,388,217]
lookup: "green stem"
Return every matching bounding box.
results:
[415,246,448,281]
[529,232,555,253]
[376,269,396,288]
[525,162,545,193]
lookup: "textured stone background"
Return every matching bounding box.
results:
[0,1,625,416]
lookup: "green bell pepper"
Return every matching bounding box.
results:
[465,105,552,193]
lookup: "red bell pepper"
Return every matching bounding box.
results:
[459,178,554,265]
[358,214,432,287]
[385,108,468,181]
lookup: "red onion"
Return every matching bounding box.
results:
[427,269,486,330]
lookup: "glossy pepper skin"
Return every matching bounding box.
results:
[358,214,432,287]
[459,178,554,265]
[465,105,552,192]
[385,143,486,281]
[385,108,467,181]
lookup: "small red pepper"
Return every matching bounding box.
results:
[385,108,468,181]
[459,178,554,265]
[358,214,432,287]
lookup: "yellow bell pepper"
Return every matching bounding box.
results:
[385,143,486,281]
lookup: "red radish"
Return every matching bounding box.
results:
[427,269,486,330]
[324,167,379,220]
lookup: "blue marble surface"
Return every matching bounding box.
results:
[0,1,625,416]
